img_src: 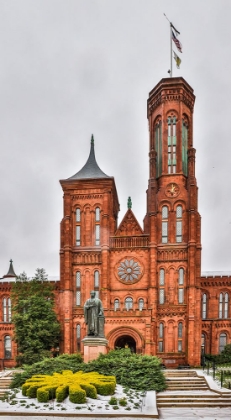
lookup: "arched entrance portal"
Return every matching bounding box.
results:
[114,335,136,353]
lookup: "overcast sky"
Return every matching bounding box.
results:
[0,0,230,277]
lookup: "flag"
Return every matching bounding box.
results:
[172,29,182,53]
[171,23,180,36]
[173,51,181,69]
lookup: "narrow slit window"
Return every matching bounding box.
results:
[176,205,183,243]
[76,271,81,306]
[155,120,162,178]
[202,294,207,319]
[95,225,100,246]
[162,206,168,243]
[95,207,100,222]
[114,299,119,311]
[138,298,144,311]
[168,116,177,174]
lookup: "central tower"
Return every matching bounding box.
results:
[145,77,201,366]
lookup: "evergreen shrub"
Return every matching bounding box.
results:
[69,385,86,404]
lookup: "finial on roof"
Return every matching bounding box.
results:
[127,197,132,209]
[91,134,94,145]
[3,259,17,278]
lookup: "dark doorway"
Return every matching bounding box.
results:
[114,335,136,353]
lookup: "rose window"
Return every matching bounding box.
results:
[117,259,141,282]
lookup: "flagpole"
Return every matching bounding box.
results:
[164,13,172,77]
[170,22,172,77]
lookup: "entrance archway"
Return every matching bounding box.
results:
[114,335,136,353]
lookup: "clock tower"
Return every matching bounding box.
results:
[145,77,201,366]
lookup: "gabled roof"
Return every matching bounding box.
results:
[3,259,17,278]
[116,209,143,236]
[68,135,110,180]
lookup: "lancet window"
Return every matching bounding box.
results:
[168,116,177,174]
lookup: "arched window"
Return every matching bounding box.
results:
[94,271,100,298]
[224,293,229,318]
[76,324,81,352]
[125,297,133,311]
[155,120,162,178]
[219,333,227,353]
[3,298,11,322]
[176,205,183,243]
[168,115,177,174]
[76,208,81,246]
[158,323,164,352]
[95,207,100,246]
[178,268,184,304]
[178,322,183,352]
[162,206,168,243]
[95,207,100,222]
[219,293,229,319]
[201,333,206,354]
[202,294,207,319]
[114,299,119,311]
[4,335,11,359]
[76,271,81,306]
[138,298,144,311]
[182,119,188,175]
[159,269,165,304]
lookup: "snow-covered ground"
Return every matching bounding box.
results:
[0,384,156,416]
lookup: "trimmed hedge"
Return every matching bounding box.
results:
[56,385,69,402]
[69,384,86,404]
[21,370,116,404]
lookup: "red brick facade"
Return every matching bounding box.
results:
[1,77,231,368]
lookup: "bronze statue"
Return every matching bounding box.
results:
[84,291,104,337]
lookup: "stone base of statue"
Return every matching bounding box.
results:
[82,336,108,363]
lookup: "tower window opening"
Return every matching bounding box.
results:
[202,293,207,319]
[168,116,177,174]
[159,269,165,304]
[138,298,144,311]
[95,207,101,246]
[77,324,81,352]
[176,205,183,243]
[182,120,188,175]
[76,208,81,246]
[94,270,100,298]
[155,120,162,178]
[76,271,81,306]
[178,288,184,304]
[162,206,168,243]
[178,322,183,352]
[95,225,100,246]
[158,322,164,352]
[114,299,120,311]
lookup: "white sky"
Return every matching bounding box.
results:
[0,0,230,277]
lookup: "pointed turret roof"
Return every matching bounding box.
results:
[68,135,110,180]
[3,259,17,278]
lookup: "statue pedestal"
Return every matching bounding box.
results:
[82,336,108,363]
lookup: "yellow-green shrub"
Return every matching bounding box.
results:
[37,386,50,403]
[56,385,69,402]
[21,370,116,404]
[80,382,97,399]
[69,384,86,404]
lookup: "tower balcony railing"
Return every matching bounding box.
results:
[110,236,149,249]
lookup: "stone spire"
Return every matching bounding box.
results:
[68,135,110,180]
[3,259,17,278]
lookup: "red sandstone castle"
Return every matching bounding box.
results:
[1,77,230,368]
